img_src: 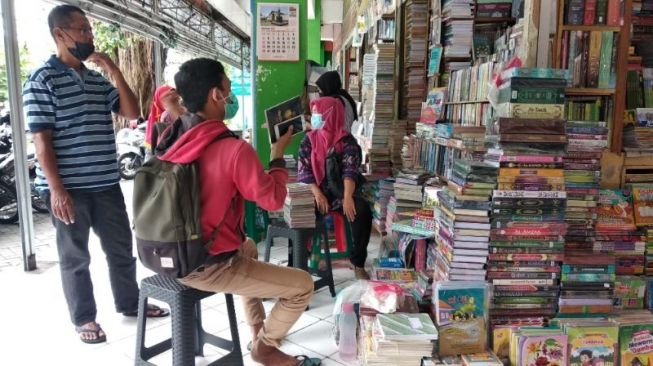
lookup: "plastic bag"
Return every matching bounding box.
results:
[360,280,404,314]
[332,280,367,346]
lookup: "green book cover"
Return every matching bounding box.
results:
[619,323,653,366]
[568,326,618,366]
[596,0,608,24]
[376,313,439,341]
[598,31,614,89]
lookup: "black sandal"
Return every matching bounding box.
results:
[123,304,170,318]
[75,322,107,344]
[295,355,322,366]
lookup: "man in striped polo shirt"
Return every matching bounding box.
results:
[23,5,168,344]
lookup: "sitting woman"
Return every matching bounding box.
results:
[298,96,372,280]
[145,85,185,153]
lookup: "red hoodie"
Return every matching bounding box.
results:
[159,120,288,255]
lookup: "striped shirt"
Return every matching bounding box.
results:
[23,55,121,191]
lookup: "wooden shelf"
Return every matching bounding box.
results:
[474,17,516,24]
[560,25,621,32]
[445,100,489,105]
[564,88,616,96]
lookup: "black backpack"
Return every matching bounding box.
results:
[323,141,366,201]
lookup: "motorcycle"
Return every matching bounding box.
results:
[116,121,146,180]
[0,116,49,224]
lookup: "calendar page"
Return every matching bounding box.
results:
[257,3,300,62]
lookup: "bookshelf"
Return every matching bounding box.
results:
[553,0,633,152]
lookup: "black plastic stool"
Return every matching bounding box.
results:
[135,275,243,366]
[263,219,336,297]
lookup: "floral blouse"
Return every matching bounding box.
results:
[297,134,363,211]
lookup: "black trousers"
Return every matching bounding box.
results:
[335,196,372,268]
[43,184,139,326]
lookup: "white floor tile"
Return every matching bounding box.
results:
[286,321,338,357]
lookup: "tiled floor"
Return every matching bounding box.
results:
[0,181,378,365]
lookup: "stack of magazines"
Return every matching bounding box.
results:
[283,183,316,228]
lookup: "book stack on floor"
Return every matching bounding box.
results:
[394,172,430,220]
[434,160,496,282]
[361,313,438,366]
[283,183,316,228]
[485,69,569,328]
[372,178,395,234]
[558,254,616,316]
[563,96,609,255]
[596,190,646,276]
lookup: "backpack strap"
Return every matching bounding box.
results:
[202,130,240,251]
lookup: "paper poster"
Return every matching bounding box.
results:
[257,3,299,62]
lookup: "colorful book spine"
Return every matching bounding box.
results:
[598,31,614,89]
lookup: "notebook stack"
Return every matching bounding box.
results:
[558,254,616,316]
[563,97,608,256]
[284,155,298,182]
[485,69,569,327]
[363,313,438,366]
[596,190,645,276]
[434,160,496,282]
[283,183,316,228]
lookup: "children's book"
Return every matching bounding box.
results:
[434,281,488,326]
[619,322,653,366]
[566,324,618,366]
[461,351,503,366]
[511,329,568,366]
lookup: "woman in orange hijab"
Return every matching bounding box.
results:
[145,85,185,151]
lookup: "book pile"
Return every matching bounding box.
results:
[368,148,393,177]
[284,155,298,182]
[475,0,512,18]
[434,160,496,282]
[367,44,396,175]
[485,69,569,327]
[442,0,473,82]
[614,275,647,310]
[563,96,609,255]
[404,0,429,128]
[508,328,568,366]
[624,109,653,154]
[386,196,399,233]
[283,183,316,228]
[614,311,653,366]
[415,268,434,304]
[632,185,653,275]
[434,282,489,357]
[596,190,645,275]
[393,171,430,217]
[372,178,395,233]
[557,319,618,366]
[558,254,616,315]
[361,313,438,366]
[648,229,653,276]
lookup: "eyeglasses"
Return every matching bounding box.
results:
[65,26,93,37]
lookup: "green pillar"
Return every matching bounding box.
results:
[246,0,322,241]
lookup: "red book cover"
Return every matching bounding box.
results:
[606,0,621,26]
[584,0,598,25]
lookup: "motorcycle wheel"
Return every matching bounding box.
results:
[118,152,141,180]
[0,182,18,224]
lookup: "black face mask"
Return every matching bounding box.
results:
[68,41,95,61]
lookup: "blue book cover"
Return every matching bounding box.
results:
[434,282,487,326]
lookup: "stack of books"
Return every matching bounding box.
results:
[442,0,473,85]
[393,171,430,217]
[361,313,438,366]
[596,190,645,275]
[624,108,653,154]
[508,328,568,366]
[557,319,618,366]
[404,0,429,127]
[284,155,298,182]
[485,69,569,328]
[558,254,616,315]
[475,0,512,18]
[648,228,653,276]
[434,160,496,282]
[372,178,395,233]
[283,183,316,228]
[563,97,609,255]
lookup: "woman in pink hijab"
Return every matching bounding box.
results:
[298,96,372,280]
[145,86,185,151]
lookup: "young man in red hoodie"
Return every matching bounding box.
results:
[156,58,314,366]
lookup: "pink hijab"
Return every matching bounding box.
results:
[308,97,349,185]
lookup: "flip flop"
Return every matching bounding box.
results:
[295,355,322,366]
[123,304,170,318]
[247,340,253,352]
[75,323,107,344]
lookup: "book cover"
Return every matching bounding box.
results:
[461,352,503,366]
[264,96,304,143]
[619,324,653,366]
[598,31,614,89]
[567,326,618,366]
[584,0,598,25]
[567,0,585,25]
[606,0,621,26]
[587,31,602,88]
[376,312,439,341]
[518,334,569,366]
[434,282,487,325]
[596,0,608,24]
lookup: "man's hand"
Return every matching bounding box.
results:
[87,52,119,77]
[343,196,357,222]
[270,126,293,160]
[51,187,75,225]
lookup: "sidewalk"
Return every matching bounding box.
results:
[0,181,372,365]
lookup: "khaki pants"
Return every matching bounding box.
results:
[181,239,314,348]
